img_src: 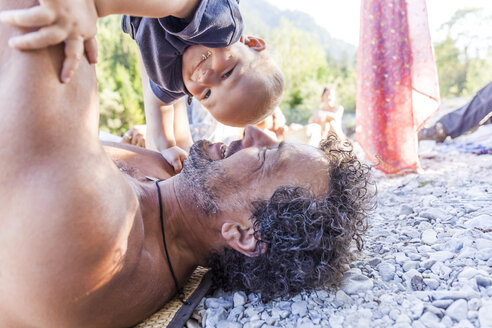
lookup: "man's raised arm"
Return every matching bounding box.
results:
[0,0,140,326]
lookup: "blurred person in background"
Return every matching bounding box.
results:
[309,85,345,140]
[419,81,492,142]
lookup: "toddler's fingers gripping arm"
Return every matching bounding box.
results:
[160,146,188,173]
[0,0,98,83]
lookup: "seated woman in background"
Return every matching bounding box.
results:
[255,107,324,147]
[255,106,287,140]
[309,85,345,139]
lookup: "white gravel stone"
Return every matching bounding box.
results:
[298,320,316,328]
[445,299,468,322]
[400,204,414,215]
[421,259,437,269]
[396,313,411,324]
[420,208,447,220]
[475,238,492,250]
[412,321,426,328]
[328,314,344,327]
[243,320,264,328]
[418,311,441,328]
[408,300,424,319]
[431,287,480,301]
[458,267,481,280]
[403,269,422,288]
[340,270,374,295]
[395,252,410,264]
[216,320,242,328]
[441,315,453,327]
[479,300,492,328]
[476,275,492,288]
[227,306,244,321]
[378,262,396,282]
[441,239,463,253]
[291,301,308,316]
[233,292,247,308]
[456,320,474,328]
[432,299,453,309]
[403,261,420,272]
[417,245,433,255]
[468,299,481,312]
[422,229,438,245]
[477,248,492,261]
[205,307,227,327]
[468,311,479,320]
[429,251,455,262]
[389,308,401,320]
[457,247,476,259]
[423,279,440,290]
[464,214,492,230]
[394,323,412,328]
[334,290,352,305]
[244,307,261,321]
[205,298,233,309]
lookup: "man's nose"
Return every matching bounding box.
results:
[242,125,277,148]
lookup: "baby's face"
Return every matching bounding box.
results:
[182,41,268,126]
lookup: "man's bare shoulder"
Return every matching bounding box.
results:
[0,148,148,325]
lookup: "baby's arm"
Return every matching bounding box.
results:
[96,0,201,20]
[0,0,201,82]
[173,98,194,153]
[140,59,187,173]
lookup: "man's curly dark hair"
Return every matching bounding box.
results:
[208,135,376,301]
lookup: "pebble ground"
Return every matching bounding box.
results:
[186,127,492,328]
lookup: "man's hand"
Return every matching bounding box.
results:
[160,146,188,173]
[0,0,98,83]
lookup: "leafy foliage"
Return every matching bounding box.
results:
[434,8,492,98]
[96,16,144,135]
[244,19,356,124]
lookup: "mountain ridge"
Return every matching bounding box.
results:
[239,0,357,61]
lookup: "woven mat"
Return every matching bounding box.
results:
[135,266,211,328]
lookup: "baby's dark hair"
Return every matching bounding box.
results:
[209,134,376,301]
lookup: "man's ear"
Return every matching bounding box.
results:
[221,221,258,257]
[240,36,266,52]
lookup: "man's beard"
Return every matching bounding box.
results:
[180,140,224,216]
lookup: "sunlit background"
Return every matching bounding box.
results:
[265,0,492,48]
[96,0,492,136]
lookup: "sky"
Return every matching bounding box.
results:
[265,0,492,47]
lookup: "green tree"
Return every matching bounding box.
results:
[435,36,467,97]
[96,16,144,135]
[434,7,492,99]
[264,20,356,124]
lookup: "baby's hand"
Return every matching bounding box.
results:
[122,126,146,148]
[0,0,98,83]
[160,146,188,174]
